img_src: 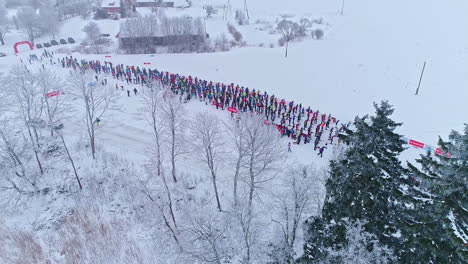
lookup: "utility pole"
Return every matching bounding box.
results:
[341,0,345,15]
[415,61,427,95]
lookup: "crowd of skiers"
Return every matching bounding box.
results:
[51,55,348,156]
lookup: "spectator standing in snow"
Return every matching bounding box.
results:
[317,144,327,157]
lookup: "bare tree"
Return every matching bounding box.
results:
[142,84,165,177]
[277,19,299,57]
[0,120,36,193]
[160,93,187,183]
[243,0,250,20]
[236,113,287,263]
[270,165,326,263]
[39,0,61,39]
[67,70,117,159]
[120,14,160,53]
[54,124,82,190]
[82,22,111,54]
[137,169,181,248]
[6,66,45,175]
[183,213,230,264]
[36,68,67,137]
[0,0,10,45]
[141,84,178,230]
[224,115,247,207]
[189,111,225,211]
[16,7,42,44]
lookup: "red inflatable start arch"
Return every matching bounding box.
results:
[13,41,34,53]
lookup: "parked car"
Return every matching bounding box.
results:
[44,42,51,47]
[60,39,67,44]
[0,52,6,57]
[68,37,75,44]
[51,40,59,45]
[36,43,43,49]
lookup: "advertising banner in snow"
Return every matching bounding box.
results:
[435,148,452,158]
[227,107,238,114]
[403,137,451,158]
[105,55,111,58]
[409,140,424,148]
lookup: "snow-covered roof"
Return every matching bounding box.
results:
[135,6,204,19]
[102,1,121,8]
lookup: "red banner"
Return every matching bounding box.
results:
[105,55,111,58]
[435,148,452,158]
[227,107,238,114]
[211,101,222,108]
[409,140,424,148]
[46,91,60,98]
[144,62,151,65]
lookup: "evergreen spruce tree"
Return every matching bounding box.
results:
[407,125,468,263]
[303,101,410,263]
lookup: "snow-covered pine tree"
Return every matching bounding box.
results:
[302,101,409,263]
[407,125,468,263]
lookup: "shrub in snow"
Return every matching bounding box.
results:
[325,221,397,264]
[227,23,243,43]
[297,18,312,37]
[214,33,231,52]
[313,29,324,39]
[205,5,217,18]
[94,9,110,20]
[281,13,295,19]
[314,17,324,24]
[54,207,150,264]
[82,22,112,54]
[270,43,275,48]
[235,9,248,25]
[0,223,48,263]
[258,43,264,47]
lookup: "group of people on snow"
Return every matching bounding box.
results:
[54,56,348,157]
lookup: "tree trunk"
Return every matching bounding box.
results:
[244,0,250,19]
[59,132,82,190]
[233,154,242,207]
[26,122,43,175]
[211,169,222,211]
[285,41,288,58]
[90,131,96,159]
[207,147,222,211]
[171,128,177,182]
[161,170,177,228]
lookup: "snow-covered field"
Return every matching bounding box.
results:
[0,0,467,262]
